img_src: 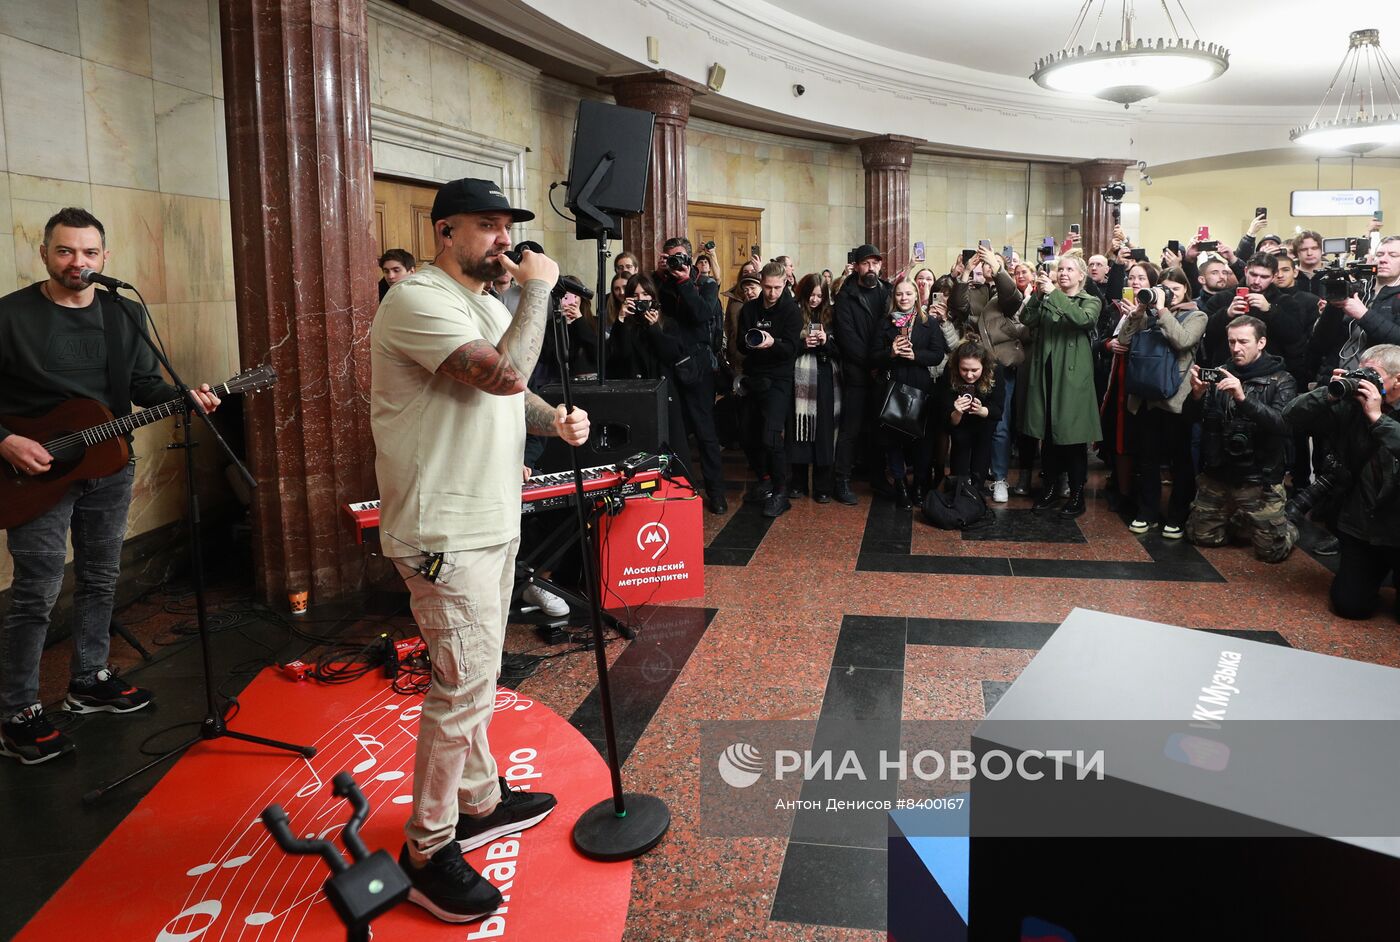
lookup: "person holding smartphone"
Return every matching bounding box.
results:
[940,339,1005,495]
[787,273,841,502]
[872,276,948,509]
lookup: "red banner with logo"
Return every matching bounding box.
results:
[598,476,704,609]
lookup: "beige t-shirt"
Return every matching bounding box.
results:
[370,264,536,555]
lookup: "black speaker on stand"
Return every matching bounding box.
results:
[564,100,655,383]
[536,378,669,473]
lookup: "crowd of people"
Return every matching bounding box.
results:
[441,213,1400,626]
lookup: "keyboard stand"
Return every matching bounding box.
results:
[513,489,636,644]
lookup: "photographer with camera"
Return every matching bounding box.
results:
[1284,344,1400,619]
[737,262,803,517]
[656,237,729,514]
[1184,317,1298,562]
[1309,236,1399,393]
[832,244,893,505]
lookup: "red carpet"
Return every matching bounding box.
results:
[18,671,631,941]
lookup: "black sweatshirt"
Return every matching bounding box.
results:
[0,283,177,443]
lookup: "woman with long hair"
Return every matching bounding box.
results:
[1019,255,1101,517]
[940,339,1005,492]
[1100,261,1160,515]
[1119,266,1206,537]
[787,273,841,501]
[871,275,948,509]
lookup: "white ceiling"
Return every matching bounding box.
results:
[759,0,1395,109]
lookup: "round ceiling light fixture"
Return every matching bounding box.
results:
[1291,29,1400,155]
[1031,1,1228,107]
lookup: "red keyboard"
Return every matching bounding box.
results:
[344,464,663,542]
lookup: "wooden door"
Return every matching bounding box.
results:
[688,201,763,288]
[373,177,440,267]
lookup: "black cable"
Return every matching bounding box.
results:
[547,181,577,223]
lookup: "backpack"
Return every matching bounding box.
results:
[1125,311,1189,401]
[921,478,988,530]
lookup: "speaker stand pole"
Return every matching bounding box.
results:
[546,294,669,860]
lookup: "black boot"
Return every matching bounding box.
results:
[1060,485,1086,518]
[706,491,728,515]
[833,477,858,505]
[909,478,926,507]
[1032,487,1060,514]
[893,479,912,511]
[762,489,792,518]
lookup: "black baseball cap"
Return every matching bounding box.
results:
[431,178,534,223]
[851,244,882,263]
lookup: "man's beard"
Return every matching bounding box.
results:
[462,248,505,283]
[859,271,878,288]
[49,265,85,290]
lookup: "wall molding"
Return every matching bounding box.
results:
[370,105,528,216]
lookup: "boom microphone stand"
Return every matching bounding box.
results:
[85,281,314,804]
[545,279,670,860]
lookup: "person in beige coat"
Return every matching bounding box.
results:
[1117,267,1207,537]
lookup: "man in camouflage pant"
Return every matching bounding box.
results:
[1184,317,1298,563]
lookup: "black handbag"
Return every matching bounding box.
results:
[879,378,928,437]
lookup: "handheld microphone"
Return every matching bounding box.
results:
[79,268,132,290]
[554,274,593,300]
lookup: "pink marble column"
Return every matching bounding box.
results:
[601,70,707,269]
[858,135,923,279]
[220,0,378,604]
[1074,160,1134,259]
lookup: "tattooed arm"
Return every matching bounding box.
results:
[525,391,591,446]
[436,280,551,395]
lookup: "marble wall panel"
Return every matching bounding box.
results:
[207,0,222,96]
[77,0,153,76]
[429,43,471,129]
[9,175,93,284]
[376,22,432,115]
[0,233,15,294]
[160,192,223,303]
[0,37,88,182]
[0,0,80,55]
[83,62,159,191]
[149,0,212,95]
[154,81,219,199]
[89,183,167,303]
[0,172,10,233]
[467,59,507,143]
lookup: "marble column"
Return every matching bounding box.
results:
[858,135,923,278]
[1074,160,1134,259]
[601,70,707,269]
[220,0,378,604]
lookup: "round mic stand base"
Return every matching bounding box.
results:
[572,793,671,861]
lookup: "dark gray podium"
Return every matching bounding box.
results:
[969,608,1400,940]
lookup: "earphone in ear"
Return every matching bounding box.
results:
[440,223,453,238]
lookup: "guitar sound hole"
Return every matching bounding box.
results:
[47,437,86,465]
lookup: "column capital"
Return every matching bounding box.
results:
[600,70,707,121]
[1073,159,1134,189]
[857,135,924,172]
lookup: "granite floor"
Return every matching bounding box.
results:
[4,462,1399,940]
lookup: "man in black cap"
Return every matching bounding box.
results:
[371,177,589,922]
[831,244,891,504]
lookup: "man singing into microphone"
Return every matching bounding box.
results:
[0,207,220,765]
[370,179,589,922]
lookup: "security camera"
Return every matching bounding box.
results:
[793,84,805,96]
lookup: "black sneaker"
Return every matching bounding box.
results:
[762,491,792,518]
[456,777,558,852]
[400,843,502,923]
[64,668,153,714]
[0,704,75,765]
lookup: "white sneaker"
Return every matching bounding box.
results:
[992,480,1009,503]
[522,583,569,617]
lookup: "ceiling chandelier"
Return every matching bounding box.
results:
[1291,29,1400,154]
[1031,1,1229,107]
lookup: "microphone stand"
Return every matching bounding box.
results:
[547,293,670,860]
[85,286,314,804]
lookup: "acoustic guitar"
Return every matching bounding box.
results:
[0,366,277,531]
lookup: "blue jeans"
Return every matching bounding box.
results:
[1,463,135,716]
[991,367,1017,480]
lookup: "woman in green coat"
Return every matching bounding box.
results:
[1018,254,1102,517]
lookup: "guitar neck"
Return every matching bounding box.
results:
[55,382,232,449]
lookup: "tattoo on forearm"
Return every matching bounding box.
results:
[524,392,558,436]
[436,281,552,395]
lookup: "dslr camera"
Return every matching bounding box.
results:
[632,298,653,316]
[665,252,693,272]
[1329,365,1386,399]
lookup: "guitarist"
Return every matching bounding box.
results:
[0,207,220,765]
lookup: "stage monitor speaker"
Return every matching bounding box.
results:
[537,378,669,473]
[566,101,654,239]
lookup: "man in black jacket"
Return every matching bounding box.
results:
[1285,343,1400,620]
[831,244,890,505]
[1184,317,1298,562]
[0,208,221,765]
[1200,254,1309,373]
[1273,253,1325,492]
[738,262,803,517]
[657,236,728,514]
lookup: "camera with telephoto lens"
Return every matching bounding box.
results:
[1286,454,1350,522]
[665,251,693,272]
[1224,419,1255,458]
[744,328,766,348]
[1201,408,1255,469]
[1320,259,1374,304]
[1329,365,1386,400]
